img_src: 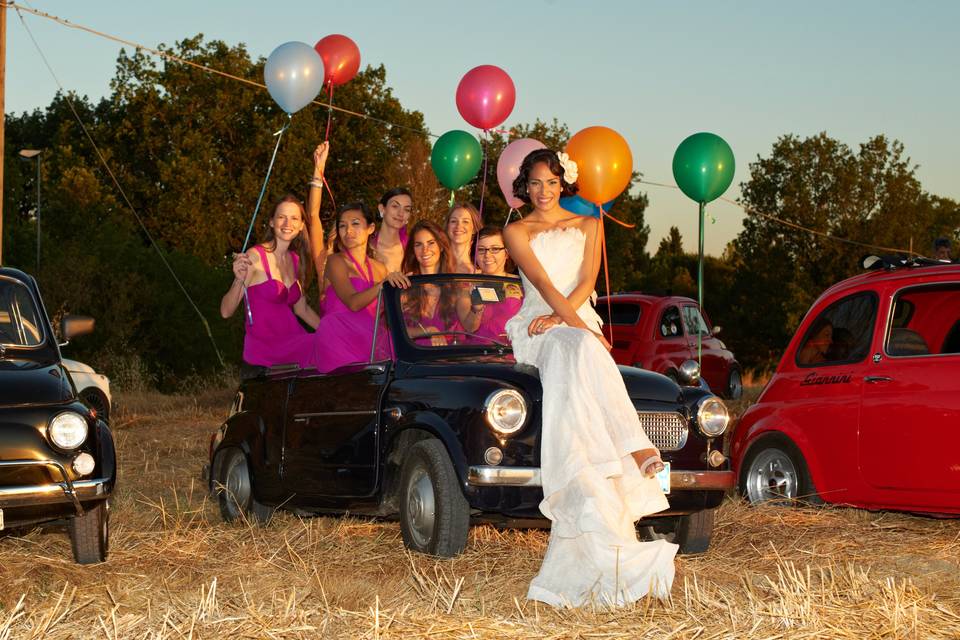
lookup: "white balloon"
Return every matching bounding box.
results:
[264,42,325,115]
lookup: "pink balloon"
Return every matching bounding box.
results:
[497,138,546,209]
[456,65,516,130]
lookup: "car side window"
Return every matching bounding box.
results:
[682,306,710,337]
[886,283,960,357]
[0,278,45,347]
[796,292,877,367]
[659,306,683,338]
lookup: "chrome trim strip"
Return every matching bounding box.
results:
[467,466,541,487]
[292,410,377,419]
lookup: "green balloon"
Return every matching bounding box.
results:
[672,132,735,203]
[431,130,483,190]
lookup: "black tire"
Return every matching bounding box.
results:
[215,448,275,524]
[69,500,109,564]
[675,509,714,554]
[637,508,715,555]
[81,388,111,423]
[739,435,821,506]
[725,367,743,400]
[398,439,469,557]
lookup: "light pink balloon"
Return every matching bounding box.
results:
[497,138,546,208]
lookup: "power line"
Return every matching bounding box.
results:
[638,179,916,256]
[14,5,226,368]
[8,2,438,139]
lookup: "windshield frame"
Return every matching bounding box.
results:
[384,273,521,362]
[0,274,50,351]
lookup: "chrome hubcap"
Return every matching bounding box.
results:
[746,448,798,504]
[406,466,436,548]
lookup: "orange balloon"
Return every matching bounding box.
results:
[565,126,633,205]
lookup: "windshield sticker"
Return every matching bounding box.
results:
[475,287,501,303]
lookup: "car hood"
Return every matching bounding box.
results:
[61,358,96,375]
[398,357,682,404]
[0,360,73,407]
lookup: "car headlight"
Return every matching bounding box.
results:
[48,411,89,449]
[484,389,527,435]
[696,396,729,437]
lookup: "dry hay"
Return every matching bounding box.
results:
[0,389,958,639]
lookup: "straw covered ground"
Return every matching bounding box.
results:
[1,389,958,639]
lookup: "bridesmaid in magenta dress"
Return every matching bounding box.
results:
[221,196,321,368]
[310,202,406,371]
[458,226,523,344]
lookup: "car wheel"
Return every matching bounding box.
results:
[399,439,469,557]
[675,509,714,554]
[216,448,275,524]
[69,500,109,564]
[740,437,819,506]
[80,388,110,422]
[637,509,715,555]
[725,368,743,400]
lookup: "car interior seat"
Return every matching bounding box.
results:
[941,320,960,354]
[887,328,930,356]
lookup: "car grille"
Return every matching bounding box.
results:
[637,412,688,451]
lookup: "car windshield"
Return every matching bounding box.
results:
[395,275,524,350]
[0,277,46,348]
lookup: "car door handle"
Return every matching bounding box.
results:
[864,376,893,383]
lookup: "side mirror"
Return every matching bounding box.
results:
[60,315,95,345]
[711,325,722,336]
[677,359,701,386]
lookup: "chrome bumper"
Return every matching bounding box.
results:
[467,466,734,490]
[0,459,110,516]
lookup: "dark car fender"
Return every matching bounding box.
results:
[208,411,266,491]
[383,412,470,485]
[94,418,117,486]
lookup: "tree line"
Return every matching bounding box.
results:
[3,35,958,388]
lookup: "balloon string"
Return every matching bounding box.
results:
[599,206,614,343]
[324,82,335,141]
[478,129,489,221]
[599,208,636,229]
[698,201,705,365]
[503,207,518,228]
[239,114,292,325]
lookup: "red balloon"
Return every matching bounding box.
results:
[313,34,361,86]
[455,65,516,131]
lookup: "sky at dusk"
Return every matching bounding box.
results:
[6,1,959,255]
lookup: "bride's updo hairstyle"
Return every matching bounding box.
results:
[512,149,579,205]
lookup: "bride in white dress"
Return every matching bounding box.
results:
[503,148,677,607]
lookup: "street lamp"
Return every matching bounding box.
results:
[18,149,42,273]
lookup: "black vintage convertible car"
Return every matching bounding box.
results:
[208,274,734,556]
[0,267,115,563]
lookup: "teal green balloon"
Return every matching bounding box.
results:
[431,130,483,190]
[672,132,735,203]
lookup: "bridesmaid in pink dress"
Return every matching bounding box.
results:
[310,202,407,371]
[220,196,321,368]
[458,226,523,344]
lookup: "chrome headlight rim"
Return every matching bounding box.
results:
[696,395,730,437]
[483,388,528,436]
[48,410,89,450]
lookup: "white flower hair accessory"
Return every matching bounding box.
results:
[556,152,579,185]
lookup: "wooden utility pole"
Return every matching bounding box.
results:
[0,1,7,265]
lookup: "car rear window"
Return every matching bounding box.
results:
[596,302,642,326]
[796,291,877,367]
[887,283,960,357]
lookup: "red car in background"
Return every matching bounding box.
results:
[732,259,960,516]
[596,293,743,399]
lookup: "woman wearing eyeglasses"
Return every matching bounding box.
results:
[458,226,522,343]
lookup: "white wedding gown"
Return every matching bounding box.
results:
[505,226,677,607]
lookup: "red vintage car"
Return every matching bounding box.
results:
[732,258,960,516]
[596,293,742,399]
